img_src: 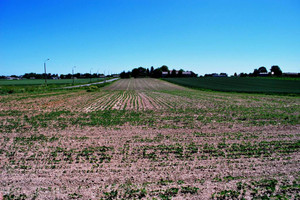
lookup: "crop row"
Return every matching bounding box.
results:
[121,140,300,162]
[2,135,113,169]
[104,78,184,91]
[101,184,199,200]
[84,90,178,111]
[212,178,300,199]
[2,134,298,170]
[0,105,299,133]
[163,77,300,94]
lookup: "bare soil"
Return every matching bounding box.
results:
[0,78,299,199]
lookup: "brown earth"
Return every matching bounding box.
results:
[0,78,299,199]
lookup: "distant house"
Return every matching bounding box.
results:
[6,76,19,80]
[162,71,169,77]
[162,70,196,77]
[182,71,193,76]
[283,72,299,77]
[169,70,178,74]
[219,73,228,77]
[206,73,228,77]
[259,72,268,77]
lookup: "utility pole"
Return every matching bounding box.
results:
[72,66,76,85]
[44,58,50,86]
[104,70,106,83]
[90,68,93,83]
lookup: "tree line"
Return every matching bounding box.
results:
[0,72,107,79]
[120,65,197,78]
[237,65,284,77]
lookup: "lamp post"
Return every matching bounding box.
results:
[72,66,76,85]
[104,70,106,83]
[44,58,50,86]
[90,68,93,83]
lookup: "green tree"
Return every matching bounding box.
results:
[171,69,177,77]
[178,69,184,77]
[132,68,139,78]
[270,65,282,76]
[160,65,169,72]
[153,68,162,78]
[253,69,259,77]
[150,66,154,75]
[258,66,267,73]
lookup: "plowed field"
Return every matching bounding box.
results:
[104,78,185,91]
[0,78,299,199]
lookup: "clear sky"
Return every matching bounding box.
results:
[1,0,299,76]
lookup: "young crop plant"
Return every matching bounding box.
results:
[159,188,179,200]
[181,186,199,194]
[212,177,300,199]
[1,78,299,199]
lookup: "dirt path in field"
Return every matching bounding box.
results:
[63,78,119,89]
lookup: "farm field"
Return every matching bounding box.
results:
[163,77,300,94]
[0,78,105,86]
[0,78,299,199]
[0,78,112,95]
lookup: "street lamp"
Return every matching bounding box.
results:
[72,66,76,85]
[44,58,50,86]
[90,68,93,83]
[104,70,106,83]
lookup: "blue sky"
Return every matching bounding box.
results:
[1,0,299,76]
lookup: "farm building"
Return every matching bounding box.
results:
[162,70,197,77]
[205,73,228,77]
[6,76,20,80]
[283,72,299,77]
[259,72,268,77]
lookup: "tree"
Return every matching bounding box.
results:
[83,73,90,78]
[120,71,126,78]
[150,66,154,75]
[171,69,177,77]
[65,73,72,79]
[258,66,267,73]
[138,67,147,77]
[131,67,147,78]
[239,73,248,77]
[153,68,162,78]
[160,65,169,72]
[178,69,184,77]
[253,69,259,77]
[74,73,81,78]
[23,73,43,79]
[120,71,131,78]
[234,72,237,77]
[131,68,139,78]
[270,65,282,76]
